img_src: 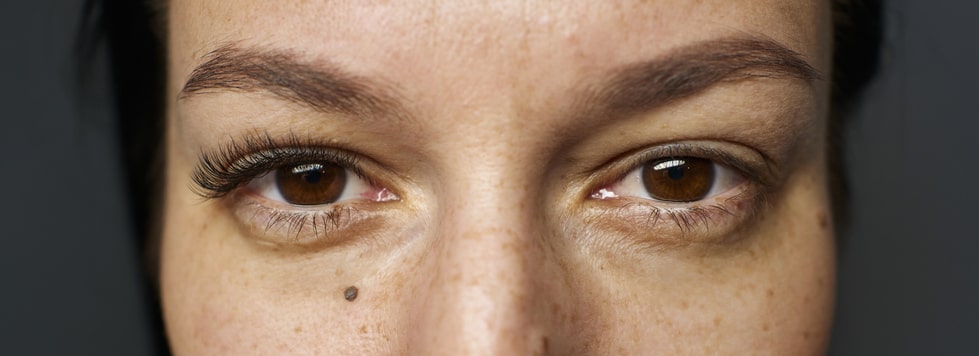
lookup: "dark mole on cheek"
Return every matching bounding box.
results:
[344,286,359,301]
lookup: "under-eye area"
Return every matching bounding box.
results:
[581,141,778,246]
[191,132,402,247]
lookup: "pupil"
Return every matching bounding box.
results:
[641,157,715,202]
[303,170,322,184]
[276,162,346,205]
[667,166,685,180]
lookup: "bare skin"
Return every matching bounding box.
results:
[161,1,835,354]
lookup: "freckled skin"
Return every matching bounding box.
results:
[161,0,835,355]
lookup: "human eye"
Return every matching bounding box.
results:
[585,142,775,243]
[191,132,400,247]
[593,157,745,203]
[244,162,395,206]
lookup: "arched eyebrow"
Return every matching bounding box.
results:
[583,37,821,118]
[179,44,410,121]
[179,37,819,121]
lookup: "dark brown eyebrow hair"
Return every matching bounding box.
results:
[180,44,407,119]
[180,37,819,122]
[589,37,821,118]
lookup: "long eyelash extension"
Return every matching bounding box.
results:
[191,131,364,199]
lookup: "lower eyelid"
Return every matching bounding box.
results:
[224,190,393,249]
[581,182,763,246]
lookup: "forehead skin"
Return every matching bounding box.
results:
[168,1,830,113]
[162,0,834,355]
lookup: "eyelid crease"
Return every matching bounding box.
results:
[191,131,368,199]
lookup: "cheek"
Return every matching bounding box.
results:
[569,161,835,353]
[159,200,405,355]
[159,153,424,354]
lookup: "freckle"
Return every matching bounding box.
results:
[344,286,359,301]
[335,268,343,276]
[540,336,549,353]
[680,301,689,310]
[803,331,812,340]
[293,326,302,333]
[767,289,775,298]
[359,325,368,334]
[713,316,722,326]
[762,323,770,332]
[818,213,829,229]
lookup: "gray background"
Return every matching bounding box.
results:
[1,0,976,354]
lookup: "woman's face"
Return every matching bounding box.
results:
[161,0,835,354]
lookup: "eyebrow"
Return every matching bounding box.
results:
[180,44,407,119]
[587,37,821,118]
[180,37,819,121]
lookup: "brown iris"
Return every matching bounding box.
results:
[275,163,346,205]
[641,157,715,202]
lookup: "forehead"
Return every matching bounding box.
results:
[169,1,829,87]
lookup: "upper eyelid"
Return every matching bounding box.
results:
[191,133,370,199]
[193,148,362,200]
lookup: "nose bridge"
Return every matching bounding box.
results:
[409,153,551,354]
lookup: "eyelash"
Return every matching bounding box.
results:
[191,132,389,244]
[191,132,368,199]
[587,143,771,239]
[606,143,768,190]
[194,134,769,245]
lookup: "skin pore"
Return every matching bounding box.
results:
[161,1,835,354]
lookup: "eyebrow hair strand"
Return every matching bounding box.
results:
[180,44,405,119]
[180,38,818,125]
[590,37,822,117]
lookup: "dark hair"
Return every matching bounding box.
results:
[79,0,882,351]
[78,0,168,353]
[829,0,884,226]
